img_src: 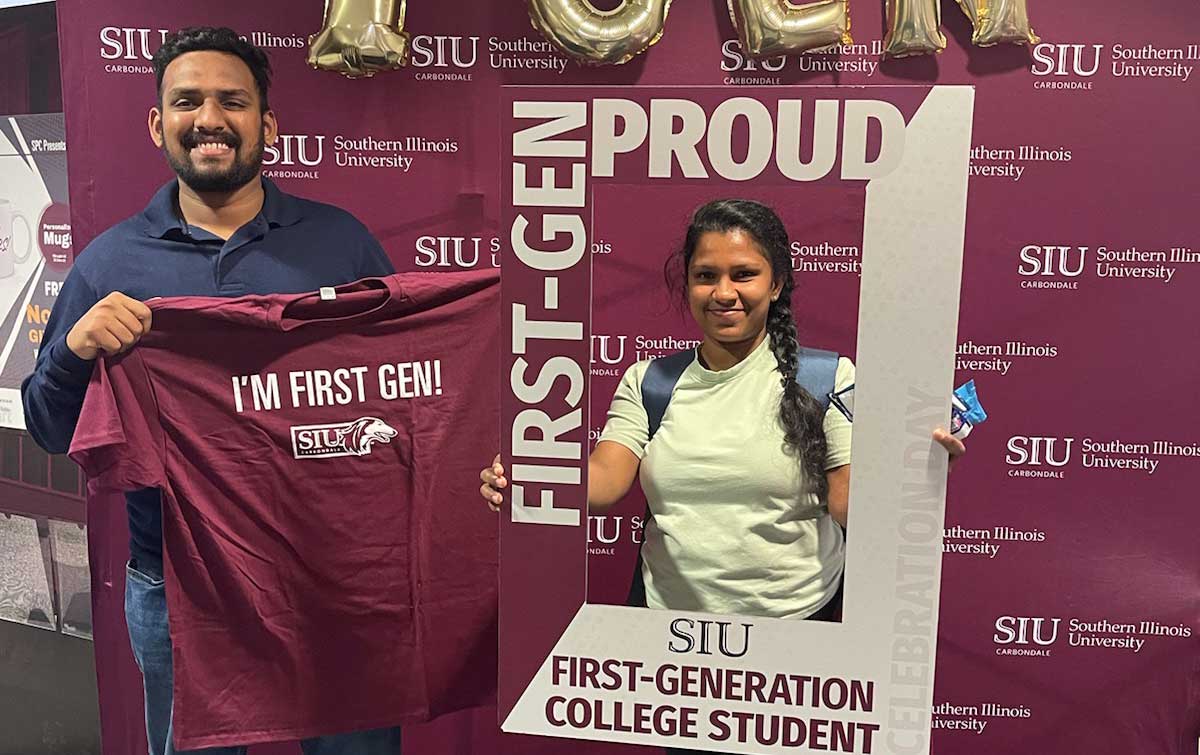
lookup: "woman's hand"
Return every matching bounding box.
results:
[932,429,966,467]
[479,454,506,512]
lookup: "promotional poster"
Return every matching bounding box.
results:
[0,112,71,430]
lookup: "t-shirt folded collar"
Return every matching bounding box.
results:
[273,276,404,331]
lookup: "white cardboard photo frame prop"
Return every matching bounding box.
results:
[501,85,974,755]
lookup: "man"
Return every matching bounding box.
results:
[22,27,401,755]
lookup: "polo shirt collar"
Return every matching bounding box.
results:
[140,176,303,238]
[261,176,304,228]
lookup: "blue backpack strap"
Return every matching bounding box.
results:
[640,349,695,441]
[795,346,838,411]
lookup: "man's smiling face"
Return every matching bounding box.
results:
[149,50,277,193]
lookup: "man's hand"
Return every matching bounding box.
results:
[65,293,152,361]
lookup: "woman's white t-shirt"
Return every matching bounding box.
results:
[599,337,854,619]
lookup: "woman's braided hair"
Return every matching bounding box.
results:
[665,199,829,503]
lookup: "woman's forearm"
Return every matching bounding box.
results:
[587,441,641,512]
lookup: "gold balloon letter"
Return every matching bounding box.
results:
[527,0,671,66]
[728,0,851,59]
[957,0,1039,47]
[308,0,410,78]
[883,0,946,58]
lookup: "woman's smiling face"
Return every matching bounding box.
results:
[686,229,782,350]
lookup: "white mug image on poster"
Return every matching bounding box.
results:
[500,85,974,755]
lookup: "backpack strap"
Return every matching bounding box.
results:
[640,349,695,441]
[795,346,838,412]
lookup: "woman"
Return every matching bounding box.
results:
[480,199,964,622]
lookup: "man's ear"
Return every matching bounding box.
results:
[262,109,278,146]
[148,107,164,148]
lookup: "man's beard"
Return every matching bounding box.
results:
[164,129,265,193]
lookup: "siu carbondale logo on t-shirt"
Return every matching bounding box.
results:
[290,417,397,460]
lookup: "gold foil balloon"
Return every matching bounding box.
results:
[308,0,411,77]
[728,0,851,59]
[883,0,946,58]
[527,0,671,66]
[957,0,1039,47]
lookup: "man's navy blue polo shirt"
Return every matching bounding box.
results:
[21,177,394,574]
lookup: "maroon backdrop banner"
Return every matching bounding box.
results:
[56,1,1200,753]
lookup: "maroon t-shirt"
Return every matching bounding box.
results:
[70,270,500,749]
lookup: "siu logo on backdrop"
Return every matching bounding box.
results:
[291,417,397,459]
[414,235,500,268]
[590,334,628,366]
[1017,244,1086,290]
[1005,435,1075,479]
[721,40,787,73]
[1031,44,1104,78]
[411,35,480,69]
[99,27,168,60]
[1018,245,1087,278]
[994,616,1061,646]
[1006,436,1073,466]
[264,135,326,167]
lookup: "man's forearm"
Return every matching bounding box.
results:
[21,337,94,454]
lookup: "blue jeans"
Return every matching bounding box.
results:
[124,561,402,755]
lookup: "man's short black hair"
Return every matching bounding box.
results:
[152,27,273,111]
